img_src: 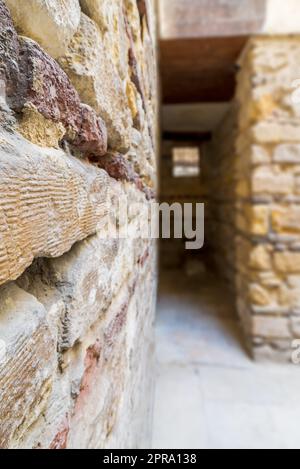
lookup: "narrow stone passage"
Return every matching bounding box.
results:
[153,268,300,449]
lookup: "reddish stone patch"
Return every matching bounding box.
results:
[74,340,101,414]
[138,247,150,267]
[50,415,70,450]
[104,303,128,350]
[137,0,149,33]
[0,0,107,159]
[0,0,21,100]
[93,152,155,200]
[72,279,138,422]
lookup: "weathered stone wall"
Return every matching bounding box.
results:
[0,0,157,448]
[202,107,238,285]
[203,36,300,361]
[235,36,300,361]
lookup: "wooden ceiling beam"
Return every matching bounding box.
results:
[160,36,248,104]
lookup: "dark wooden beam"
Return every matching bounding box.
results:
[160,36,248,104]
[162,131,212,143]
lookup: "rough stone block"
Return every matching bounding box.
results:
[18,36,108,157]
[274,252,300,274]
[291,317,300,337]
[0,128,111,286]
[252,316,290,339]
[6,0,81,58]
[0,3,107,157]
[251,122,300,144]
[68,249,156,449]
[252,166,294,195]
[249,245,272,270]
[80,0,129,80]
[0,0,20,99]
[279,284,300,310]
[247,205,270,236]
[251,145,271,165]
[0,283,55,448]
[295,175,300,195]
[59,13,132,153]
[272,206,300,234]
[21,235,149,351]
[273,144,300,164]
[249,283,273,307]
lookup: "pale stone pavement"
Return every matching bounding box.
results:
[153,268,300,449]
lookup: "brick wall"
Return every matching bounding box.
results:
[0,0,157,448]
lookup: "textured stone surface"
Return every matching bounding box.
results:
[6,0,81,58]
[59,13,132,153]
[18,36,108,157]
[80,0,129,80]
[0,0,21,100]
[0,128,110,286]
[0,283,55,448]
[19,224,150,352]
[94,152,154,200]
[12,238,156,449]
[0,0,158,450]
[0,1,107,157]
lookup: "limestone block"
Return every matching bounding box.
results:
[279,284,300,310]
[252,166,294,195]
[16,239,156,449]
[252,343,292,363]
[247,205,270,236]
[0,283,55,448]
[291,318,300,337]
[0,0,20,99]
[273,144,300,164]
[67,250,156,449]
[249,245,272,270]
[67,283,133,449]
[295,175,300,195]
[0,7,107,157]
[251,122,300,144]
[5,0,81,58]
[287,275,300,288]
[272,206,300,234]
[0,128,111,287]
[80,0,129,80]
[274,252,300,273]
[59,13,132,153]
[252,316,290,339]
[253,271,282,288]
[18,104,66,148]
[19,36,108,157]
[24,236,148,351]
[251,145,271,165]
[249,284,273,307]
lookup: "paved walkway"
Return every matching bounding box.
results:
[153,268,300,449]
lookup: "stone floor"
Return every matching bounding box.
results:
[152,267,300,449]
